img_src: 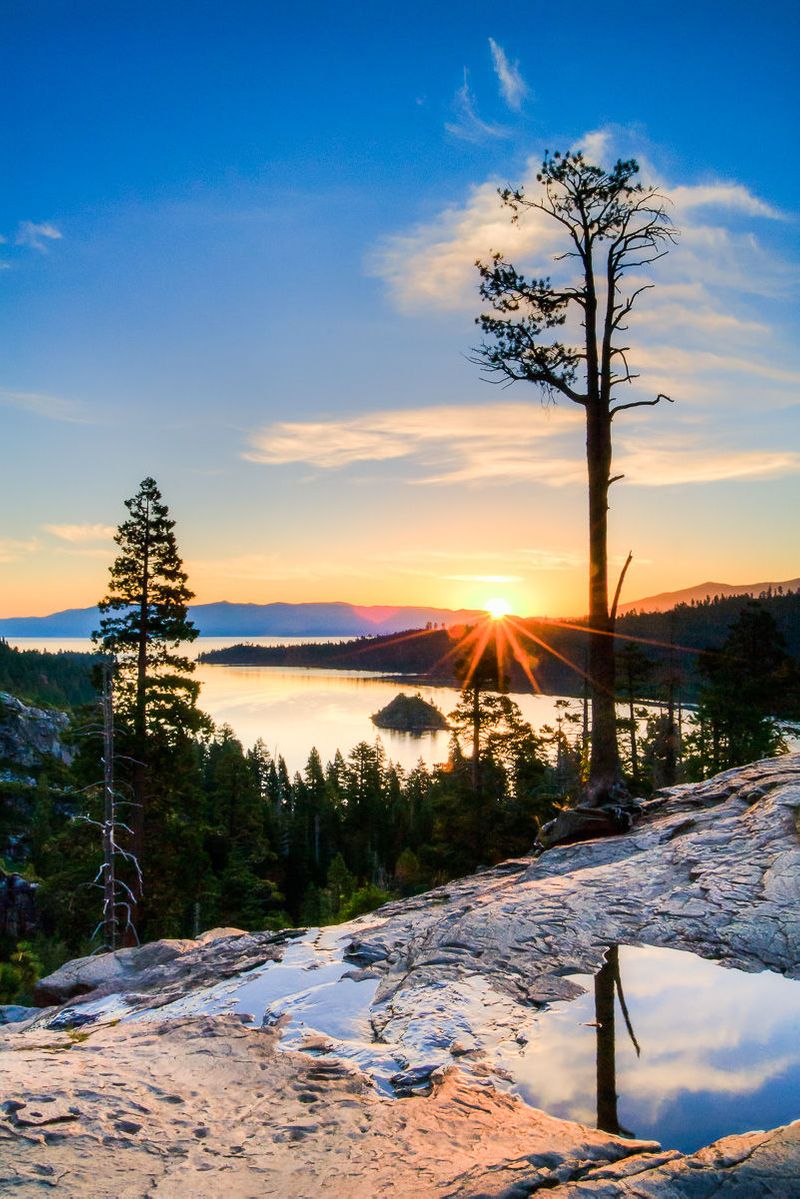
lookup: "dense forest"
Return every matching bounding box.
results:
[0,639,95,709]
[2,552,798,1004]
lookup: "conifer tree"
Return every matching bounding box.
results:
[94,477,207,920]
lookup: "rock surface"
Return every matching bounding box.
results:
[34,927,299,1006]
[0,691,73,768]
[3,754,800,1196]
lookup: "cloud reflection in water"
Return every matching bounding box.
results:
[504,944,800,1152]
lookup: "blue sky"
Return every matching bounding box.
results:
[2,1,799,616]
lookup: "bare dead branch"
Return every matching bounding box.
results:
[611,392,674,418]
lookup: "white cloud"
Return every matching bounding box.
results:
[576,128,613,163]
[245,401,799,490]
[372,137,788,317]
[445,70,508,143]
[667,182,782,218]
[246,401,583,486]
[0,388,90,423]
[15,221,63,252]
[614,437,800,487]
[488,38,527,110]
[44,523,116,543]
[368,173,561,312]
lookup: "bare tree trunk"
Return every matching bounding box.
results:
[594,945,621,1135]
[628,687,638,786]
[131,511,150,916]
[101,667,117,951]
[586,408,621,803]
[471,685,481,799]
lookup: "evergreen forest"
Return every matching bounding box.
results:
[1,479,798,1004]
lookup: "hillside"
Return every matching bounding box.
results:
[3,757,799,1196]
[0,640,96,709]
[620,577,800,614]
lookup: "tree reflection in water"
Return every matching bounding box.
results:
[594,944,641,1137]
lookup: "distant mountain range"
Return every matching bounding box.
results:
[2,578,798,637]
[0,601,484,639]
[618,578,800,614]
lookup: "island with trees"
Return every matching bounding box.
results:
[370,692,449,734]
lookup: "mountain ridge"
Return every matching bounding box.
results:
[618,576,800,614]
[2,576,798,635]
[0,601,485,638]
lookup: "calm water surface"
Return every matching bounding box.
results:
[505,943,800,1153]
[9,636,588,772]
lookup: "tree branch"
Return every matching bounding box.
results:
[611,393,674,418]
[610,551,634,625]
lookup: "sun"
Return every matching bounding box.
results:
[485,596,513,621]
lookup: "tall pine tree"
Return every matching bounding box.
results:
[94,477,208,931]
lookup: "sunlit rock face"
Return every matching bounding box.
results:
[0,691,73,768]
[3,755,800,1196]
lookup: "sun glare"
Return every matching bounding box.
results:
[485,596,512,621]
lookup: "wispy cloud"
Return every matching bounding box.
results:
[614,436,800,487]
[444,573,524,583]
[488,38,527,110]
[246,402,582,485]
[445,70,508,143]
[0,388,91,423]
[44,523,116,543]
[368,177,561,312]
[245,401,799,490]
[0,537,39,564]
[372,133,787,316]
[15,221,63,252]
[381,546,584,580]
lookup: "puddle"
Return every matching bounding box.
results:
[500,944,800,1153]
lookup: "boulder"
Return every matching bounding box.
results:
[194,926,248,944]
[0,1005,38,1026]
[34,939,195,1006]
[537,800,642,849]
[34,926,304,1009]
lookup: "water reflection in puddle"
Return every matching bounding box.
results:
[504,944,800,1153]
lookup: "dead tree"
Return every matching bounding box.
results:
[475,151,676,804]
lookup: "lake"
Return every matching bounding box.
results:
[7,635,598,772]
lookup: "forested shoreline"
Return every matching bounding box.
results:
[3,542,799,1006]
[198,590,800,713]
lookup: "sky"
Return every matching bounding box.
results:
[1,0,799,618]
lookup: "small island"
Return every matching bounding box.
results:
[371,692,449,734]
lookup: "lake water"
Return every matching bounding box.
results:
[504,943,800,1154]
[8,636,591,773]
